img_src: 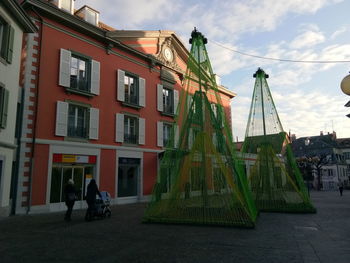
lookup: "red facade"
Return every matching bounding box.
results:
[16,0,235,213]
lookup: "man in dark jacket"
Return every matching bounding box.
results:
[85,179,102,220]
[64,179,76,222]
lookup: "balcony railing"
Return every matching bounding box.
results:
[124,133,138,144]
[70,77,89,92]
[68,125,88,138]
[163,104,174,114]
[125,94,138,105]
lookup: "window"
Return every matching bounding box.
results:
[117,70,145,107]
[115,113,145,145]
[59,49,100,96]
[85,8,99,25]
[55,101,99,140]
[163,88,173,114]
[124,74,138,105]
[0,17,14,64]
[163,123,173,147]
[157,84,178,115]
[68,104,89,138]
[344,152,350,160]
[0,85,9,129]
[157,121,178,148]
[70,55,89,92]
[124,115,138,144]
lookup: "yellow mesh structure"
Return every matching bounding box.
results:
[143,29,257,227]
[242,68,316,213]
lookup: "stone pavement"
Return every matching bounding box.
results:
[0,191,349,263]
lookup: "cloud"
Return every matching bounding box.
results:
[330,26,347,40]
[289,25,325,49]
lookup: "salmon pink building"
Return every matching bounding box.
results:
[15,0,235,214]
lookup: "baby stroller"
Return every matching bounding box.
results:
[85,191,112,221]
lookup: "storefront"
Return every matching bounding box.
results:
[49,153,97,211]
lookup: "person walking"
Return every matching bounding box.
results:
[338,181,344,196]
[85,179,102,221]
[64,179,77,222]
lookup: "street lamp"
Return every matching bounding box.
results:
[340,72,350,117]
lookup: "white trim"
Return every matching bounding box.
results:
[20,138,163,153]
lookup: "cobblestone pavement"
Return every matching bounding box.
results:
[0,191,349,263]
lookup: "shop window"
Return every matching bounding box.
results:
[55,101,99,140]
[0,16,14,64]
[157,84,178,115]
[117,70,145,108]
[59,49,100,96]
[0,85,9,129]
[118,158,140,197]
[115,113,145,145]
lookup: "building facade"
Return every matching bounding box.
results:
[291,132,349,190]
[15,0,235,214]
[0,0,36,217]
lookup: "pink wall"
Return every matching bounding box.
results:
[143,152,158,195]
[31,144,49,205]
[99,149,116,198]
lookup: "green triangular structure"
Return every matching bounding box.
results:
[143,29,257,227]
[242,68,316,213]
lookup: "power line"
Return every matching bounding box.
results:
[210,40,350,64]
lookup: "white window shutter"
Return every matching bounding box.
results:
[157,84,163,112]
[55,101,68,136]
[138,118,145,145]
[175,124,179,148]
[173,90,179,115]
[157,121,163,147]
[117,69,125,102]
[139,77,146,107]
[91,60,100,95]
[188,128,193,149]
[115,113,124,142]
[59,48,71,87]
[89,108,99,140]
[213,132,217,148]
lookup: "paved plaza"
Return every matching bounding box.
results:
[0,191,349,263]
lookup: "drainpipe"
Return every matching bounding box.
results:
[26,7,43,214]
[11,88,25,215]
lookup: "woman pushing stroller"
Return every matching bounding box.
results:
[85,179,102,221]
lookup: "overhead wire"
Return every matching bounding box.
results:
[209,40,350,64]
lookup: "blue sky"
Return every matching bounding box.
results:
[76,0,350,140]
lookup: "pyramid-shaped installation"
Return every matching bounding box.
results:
[242,68,316,213]
[143,29,257,227]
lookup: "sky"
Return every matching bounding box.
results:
[76,0,350,140]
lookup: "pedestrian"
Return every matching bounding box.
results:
[85,179,102,221]
[64,179,76,222]
[338,181,344,196]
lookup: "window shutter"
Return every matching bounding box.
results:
[55,101,68,136]
[157,84,163,112]
[90,60,100,95]
[173,90,179,115]
[115,113,124,142]
[59,49,71,87]
[6,25,14,64]
[188,128,193,149]
[139,77,146,107]
[157,121,163,147]
[0,89,9,128]
[117,69,125,102]
[212,132,217,148]
[175,124,179,148]
[138,117,145,145]
[89,107,99,140]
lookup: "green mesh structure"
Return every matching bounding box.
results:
[143,29,257,227]
[242,68,316,213]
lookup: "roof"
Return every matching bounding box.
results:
[1,0,37,32]
[291,134,338,157]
